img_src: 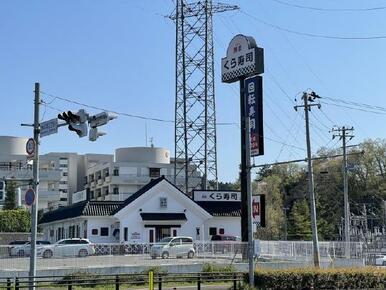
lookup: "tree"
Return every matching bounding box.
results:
[254,175,285,240]
[288,199,312,240]
[0,209,31,232]
[4,180,17,210]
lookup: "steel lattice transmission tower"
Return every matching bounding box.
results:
[170,0,239,194]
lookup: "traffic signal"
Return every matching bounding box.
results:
[58,109,88,138]
[89,127,106,142]
[88,112,117,141]
[88,112,117,128]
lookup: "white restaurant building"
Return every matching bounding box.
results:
[39,176,241,243]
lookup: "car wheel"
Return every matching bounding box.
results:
[43,250,53,259]
[18,250,25,257]
[78,249,88,257]
[188,251,194,259]
[161,252,169,259]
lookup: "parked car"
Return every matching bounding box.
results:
[10,240,51,257]
[375,255,386,266]
[8,240,29,256]
[150,236,195,259]
[37,238,95,258]
[211,235,241,253]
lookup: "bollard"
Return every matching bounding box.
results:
[197,273,201,290]
[158,276,162,290]
[148,271,154,290]
[115,275,119,290]
[15,278,19,290]
[6,278,11,290]
[68,279,72,290]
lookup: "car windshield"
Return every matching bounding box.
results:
[157,237,173,244]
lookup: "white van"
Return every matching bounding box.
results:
[150,236,195,259]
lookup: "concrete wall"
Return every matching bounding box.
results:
[0,232,44,245]
[0,136,28,161]
[87,217,118,243]
[204,217,241,240]
[115,147,170,164]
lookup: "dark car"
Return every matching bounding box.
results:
[211,235,241,254]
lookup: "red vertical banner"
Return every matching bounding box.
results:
[245,76,264,156]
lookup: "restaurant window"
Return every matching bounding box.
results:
[100,227,109,236]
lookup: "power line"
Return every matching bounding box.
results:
[270,0,386,12]
[41,91,174,123]
[40,91,236,126]
[321,95,386,113]
[241,10,386,40]
[321,101,386,116]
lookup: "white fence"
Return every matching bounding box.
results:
[258,240,364,261]
[0,241,248,274]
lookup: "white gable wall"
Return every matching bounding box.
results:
[116,180,212,243]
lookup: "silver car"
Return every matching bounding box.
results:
[37,238,95,258]
[150,236,195,259]
[10,241,51,257]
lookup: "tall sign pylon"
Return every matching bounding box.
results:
[170,0,239,194]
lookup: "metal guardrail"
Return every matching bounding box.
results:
[0,272,245,290]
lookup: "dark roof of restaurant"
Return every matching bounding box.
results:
[195,201,241,217]
[140,213,187,221]
[39,201,123,224]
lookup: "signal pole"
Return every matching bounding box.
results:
[331,126,354,250]
[294,91,321,267]
[29,82,40,289]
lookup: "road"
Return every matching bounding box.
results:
[0,254,236,272]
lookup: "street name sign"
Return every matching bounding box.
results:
[40,118,58,138]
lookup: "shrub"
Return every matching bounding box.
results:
[57,272,99,288]
[255,267,386,289]
[202,262,236,273]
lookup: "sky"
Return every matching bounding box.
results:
[1,0,386,183]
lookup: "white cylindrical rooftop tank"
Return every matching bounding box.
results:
[0,136,28,161]
[115,147,170,164]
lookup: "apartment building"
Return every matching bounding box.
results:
[83,147,201,202]
[40,152,113,207]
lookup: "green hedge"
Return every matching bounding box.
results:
[255,268,386,289]
[0,209,31,232]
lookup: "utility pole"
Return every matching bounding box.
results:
[331,126,354,256]
[30,82,40,289]
[294,91,321,267]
